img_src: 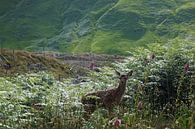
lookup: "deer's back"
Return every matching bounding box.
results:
[82,88,123,109]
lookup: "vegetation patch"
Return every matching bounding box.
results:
[0,49,72,78]
[0,40,194,128]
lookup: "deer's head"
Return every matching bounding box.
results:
[115,70,133,83]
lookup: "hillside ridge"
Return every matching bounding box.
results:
[0,0,194,54]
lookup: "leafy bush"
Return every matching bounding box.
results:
[122,40,194,128]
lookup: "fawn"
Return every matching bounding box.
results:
[81,70,133,117]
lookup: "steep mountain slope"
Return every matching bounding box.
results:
[0,0,194,55]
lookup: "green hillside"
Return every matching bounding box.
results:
[0,0,194,54]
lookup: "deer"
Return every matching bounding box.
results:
[81,70,133,118]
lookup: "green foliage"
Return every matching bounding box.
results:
[129,40,193,99]
[0,40,194,128]
[0,0,194,54]
[114,39,194,128]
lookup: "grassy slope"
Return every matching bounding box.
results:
[67,0,195,54]
[0,0,194,54]
[0,0,64,49]
[0,49,72,78]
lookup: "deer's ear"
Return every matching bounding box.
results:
[115,70,121,76]
[127,70,133,76]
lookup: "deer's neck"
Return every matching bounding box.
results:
[116,80,127,94]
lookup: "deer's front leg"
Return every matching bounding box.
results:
[83,104,96,120]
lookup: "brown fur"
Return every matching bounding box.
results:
[81,70,133,117]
